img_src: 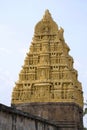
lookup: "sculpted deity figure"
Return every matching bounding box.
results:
[58,27,64,41]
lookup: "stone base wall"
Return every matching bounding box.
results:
[0,103,83,130]
[15,102,83,130]
[0,104,58,130]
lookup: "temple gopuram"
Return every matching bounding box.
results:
[11,10,84,130]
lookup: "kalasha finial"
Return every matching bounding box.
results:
[42,9,52,21]
[45,9,50,15]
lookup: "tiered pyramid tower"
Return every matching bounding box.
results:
[11,10,83,129]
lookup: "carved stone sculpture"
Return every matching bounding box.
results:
[11,10,83,109]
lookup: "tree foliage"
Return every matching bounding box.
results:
[84,102,87,129]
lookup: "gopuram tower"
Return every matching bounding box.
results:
[11,10,83,130]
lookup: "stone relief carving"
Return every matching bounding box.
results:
[11,10,83,108]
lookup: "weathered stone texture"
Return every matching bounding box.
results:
[16,102,83,129]
[11,10,83,108]
[0,103,83,130]
[10,10,84,130]
[0,104,58,130]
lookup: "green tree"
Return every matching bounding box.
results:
[84,102,87,130]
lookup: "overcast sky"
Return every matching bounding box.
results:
[0,0,87,126]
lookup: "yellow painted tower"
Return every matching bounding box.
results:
[11,10,83,129]
[11,10,83,107]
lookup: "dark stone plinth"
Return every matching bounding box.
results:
[0,103,59,130]
[14,102,83,130]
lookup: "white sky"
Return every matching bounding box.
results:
[0,0,87,126]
